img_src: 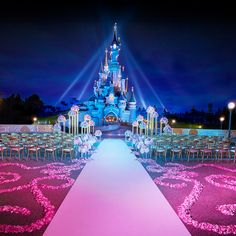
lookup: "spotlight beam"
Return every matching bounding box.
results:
[123,54,147,108]
[55,48,102,106]
[124,43,167,111]
[130,74,147,108]
[77,56,103,100]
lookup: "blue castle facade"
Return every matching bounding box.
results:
[80,23,137,126]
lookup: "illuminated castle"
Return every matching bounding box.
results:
[81,23,137,126]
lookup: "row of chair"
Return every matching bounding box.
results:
[0,132,95,161]
[130,134,236,163]
[0,143,75,161]
[153,144,236,162]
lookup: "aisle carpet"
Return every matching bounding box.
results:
[44,139,189,236]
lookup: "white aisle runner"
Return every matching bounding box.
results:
[44,139,190,236]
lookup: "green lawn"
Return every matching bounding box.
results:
[38,115,58,124]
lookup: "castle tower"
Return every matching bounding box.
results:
[109,23,121,87]
[125,77,129,93]
[93,80,98,97]
[128,86,137,122]
[118,92,127,120]
[98,62,104,87]
[117,66,122,89]
[104,48,109,73]
[121,66,127,93]
[96,94,105,126]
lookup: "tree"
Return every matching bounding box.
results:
[0,94,25,124]
[208,103,213,113]
[60,101,68,110]
[24,94,44,116]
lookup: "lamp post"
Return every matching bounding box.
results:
[57,115,66,133]
[33,117,37,133]
[219,116,225,130]
[227,102,235,139]
[33,117,37,124]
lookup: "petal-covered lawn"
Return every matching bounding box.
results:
[139,158,236,236]
[0,159,88,236]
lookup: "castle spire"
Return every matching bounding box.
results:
[112,22,119,45]
[104,48,109,72]
[125,77,129,92]
[129,86,136,103]
[100,61,104,72]
[99,61,104,79]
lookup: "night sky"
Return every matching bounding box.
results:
[0,1,235,112]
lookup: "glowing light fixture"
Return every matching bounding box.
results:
[228,102,235,110]
[219,116,225,130]
[109,94,114,102]
[220,117,225,122]
[227,101,235,138]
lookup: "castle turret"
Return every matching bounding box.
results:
[121,66,126,93]
[109,23,121,87]
[125,77,129,93]
[118,92,127,117]
[112,22,120,46]
[93,80,98,97]
[117,66,122,89]
[99,62,106,85]
[99,62,103,76]
[96,93,105,126]
[104,48,109,73]
[128,86,136,122]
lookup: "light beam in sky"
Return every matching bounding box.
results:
[123,43,167,111]
[55,48,102,106]
[77,55,103,101]
[122,55,147,109]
